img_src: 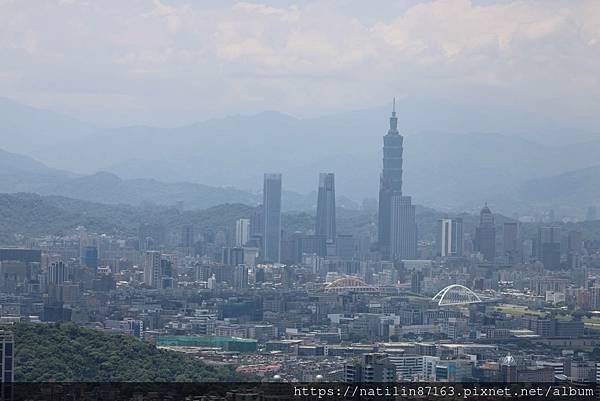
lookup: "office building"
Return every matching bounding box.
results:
[437,218,464,257]
[316,173,337,244]
[233,264,249,289]
[474,204,496,262]
[83,245,98,270]
[390,195,417,260]
[235,218,251,247]
[536,226,561,269]
[222,247,245,267]
[0,331,14,383]
[503,222,520,263]
[48,261,67,285]
[262,173,282,263]
[0,248,41,264]
[144,251,161,288]
[344,353,396,383]
[160,258,173,289]
[181,225,194,255]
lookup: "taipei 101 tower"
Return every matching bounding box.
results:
[378,99,416,261]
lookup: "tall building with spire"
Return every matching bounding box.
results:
[378,99,417,260]
[316,173,336,244]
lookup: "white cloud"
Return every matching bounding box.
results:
[0,0,598,126]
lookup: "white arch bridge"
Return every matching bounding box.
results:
[432,284,483,306]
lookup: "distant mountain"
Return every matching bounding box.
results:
[0,97,100,156]
[48,171,259,209]
[62,112,600,215]
[0,148,258,209]
[0,192,256,244]
[0,148,358,211]
[2,97,600,216]
[4,192,600,253]
[0,192,357,246]
[518,165,600,215]
[0,148,75,193]
[99,129,600,215]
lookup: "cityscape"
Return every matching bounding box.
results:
[1,0,600,394]
[1,101,600,385]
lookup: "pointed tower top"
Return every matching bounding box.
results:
[388,97,399,134]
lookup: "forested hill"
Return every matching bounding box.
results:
[2,192,600,248]
[0,192,254,244]
[11,322,245,382]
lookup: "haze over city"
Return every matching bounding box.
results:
[1,0,600,391]
[1,0,600,218]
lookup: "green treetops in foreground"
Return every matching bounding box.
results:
[11,322,247,382]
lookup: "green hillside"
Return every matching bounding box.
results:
[11,322,245,382]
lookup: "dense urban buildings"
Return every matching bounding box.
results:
[1,100,600,386]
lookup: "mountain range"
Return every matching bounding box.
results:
[0,147,361,211]
[1,97,599,218]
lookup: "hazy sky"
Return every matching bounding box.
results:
[1,0,599,127]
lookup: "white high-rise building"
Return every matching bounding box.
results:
[48,261,67,285]
[437,218,464,257]
[236,218,251,247]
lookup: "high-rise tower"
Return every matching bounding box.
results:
[474,204,496,262]
[262,173,282,263]
[378,99,413,260]
[316,173,337,244]
[438,218,464,257]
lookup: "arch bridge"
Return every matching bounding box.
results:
[432,284,482,306]
[323,276,379,293]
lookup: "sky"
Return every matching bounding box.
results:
[0,0,599,127]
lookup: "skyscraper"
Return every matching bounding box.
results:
[474,204,496,262]
[160,258,173,289]
[144,251,161,288]
[233,264,249,289]
[0,330,14,383]
[262,173,282,263]
[315,173,337,244]
[390,195,417,260]
[503,222,520,263]
[181,225,194,255]
[235,218,251,247]
[378,99,416,260]
[48,261,67,285]
[378,100,403,259]
[83,245,98,270]
[536,226,561,270]
[438,218,464,257]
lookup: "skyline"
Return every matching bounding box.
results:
[0,96,599,220]
[3,0,600,390]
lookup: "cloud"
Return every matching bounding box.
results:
[0,0,598,126]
